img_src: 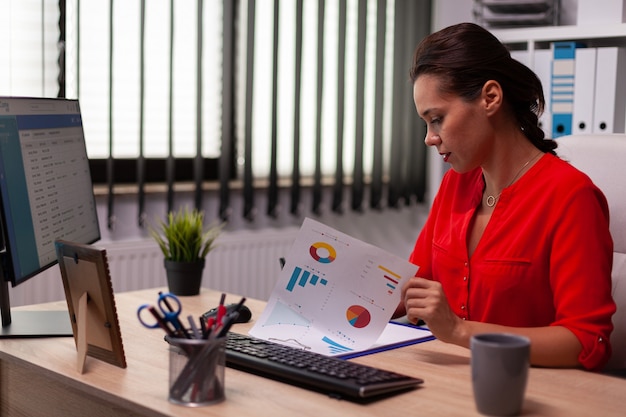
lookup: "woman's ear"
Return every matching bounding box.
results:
[482,80,503,116]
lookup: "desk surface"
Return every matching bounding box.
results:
[1,287,625,417]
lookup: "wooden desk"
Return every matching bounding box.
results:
[1,287,624,416]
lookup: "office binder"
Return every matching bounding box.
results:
[572,47,597,135]
[551,42,576,138]
[593,47,626,134]
[533,49,553,138]
[511,50,530,68]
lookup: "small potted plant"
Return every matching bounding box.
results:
[149,206,224,296]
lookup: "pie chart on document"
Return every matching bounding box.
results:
[346,305,371,329]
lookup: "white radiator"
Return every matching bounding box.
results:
[8,229,298,307]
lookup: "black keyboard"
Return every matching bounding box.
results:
[225,332,424,401]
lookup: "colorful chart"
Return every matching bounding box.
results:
[263,301,311,327]
[286,266,328,292]
[309,242,336,263]
[322,336,352,355]
[378,265,401,295]
[346,305,371,328]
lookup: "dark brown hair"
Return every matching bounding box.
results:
[410,22,557,155]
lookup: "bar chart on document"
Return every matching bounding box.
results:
[249,217,419,356]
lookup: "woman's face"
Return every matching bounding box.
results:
[413,74,493,173]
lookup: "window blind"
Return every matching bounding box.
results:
[4,0,431,227]
[0,0,60,97]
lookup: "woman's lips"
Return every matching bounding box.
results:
[442,153,450,162]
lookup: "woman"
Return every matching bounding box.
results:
[395,22,615,370]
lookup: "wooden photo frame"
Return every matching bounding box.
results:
[55,239,126,373]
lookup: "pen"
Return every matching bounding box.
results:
[215,311,239,338]
[231,296,247,314]
[216,297,247,338]
[187,314,202,339]
[203,317,215,339]
[147,306,176,337]
[216,293,227,326]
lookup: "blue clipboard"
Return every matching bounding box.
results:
[336,321,435,360]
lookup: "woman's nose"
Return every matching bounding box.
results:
[424,130,440,147]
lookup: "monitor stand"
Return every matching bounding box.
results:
[0,280,73,338]
[1,311,73,338]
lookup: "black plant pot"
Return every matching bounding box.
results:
[164,258,206,296]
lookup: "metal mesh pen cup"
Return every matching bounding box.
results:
[166,336,226,406]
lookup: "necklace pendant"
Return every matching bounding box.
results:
[486,195,497,207]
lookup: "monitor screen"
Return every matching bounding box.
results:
[0,97,101,338]
[0,97,100,287]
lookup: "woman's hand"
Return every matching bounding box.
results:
[402,277,464,344]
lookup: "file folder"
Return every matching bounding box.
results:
[533,49,553,138]
[510,50,530,68]
[572,47,596,135]
[593,47,626,134]
[551,42,576,138]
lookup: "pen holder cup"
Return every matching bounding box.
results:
[165,336,226,406]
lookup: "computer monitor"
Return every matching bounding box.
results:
[0,96,101,338]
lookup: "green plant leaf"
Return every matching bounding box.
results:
[148,206,225,264]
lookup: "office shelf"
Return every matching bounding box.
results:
[491,23,626,50]
[474,0,559,28]
[490,22,626,137]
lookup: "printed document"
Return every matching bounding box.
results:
[249,218,433,356]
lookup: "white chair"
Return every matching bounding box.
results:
[558,134,626,371]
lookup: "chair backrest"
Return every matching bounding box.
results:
[558,134,626,370]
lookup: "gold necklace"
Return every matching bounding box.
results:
[485,151,542,207]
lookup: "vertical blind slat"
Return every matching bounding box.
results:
[387,0,408,208]
[312,0,325,215]
[195,0,204,211]
[58,1,66,97]
[290,0,303,215]
[351,0,367,212]
[332,0,347,214]
[166,0,175,213]
[267,0,280,218]
[220,0,236,220]
[41,4,45,94]
[399,0,412,205]
[137,0,147,227]
[370,0,386,209]
[408,1,430,204]
[75,0,80,98]
[243,0,256,221]
[107,0,115,229]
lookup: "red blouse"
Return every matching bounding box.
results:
[409,153,615,370]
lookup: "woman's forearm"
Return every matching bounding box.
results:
[451,320,582,368]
